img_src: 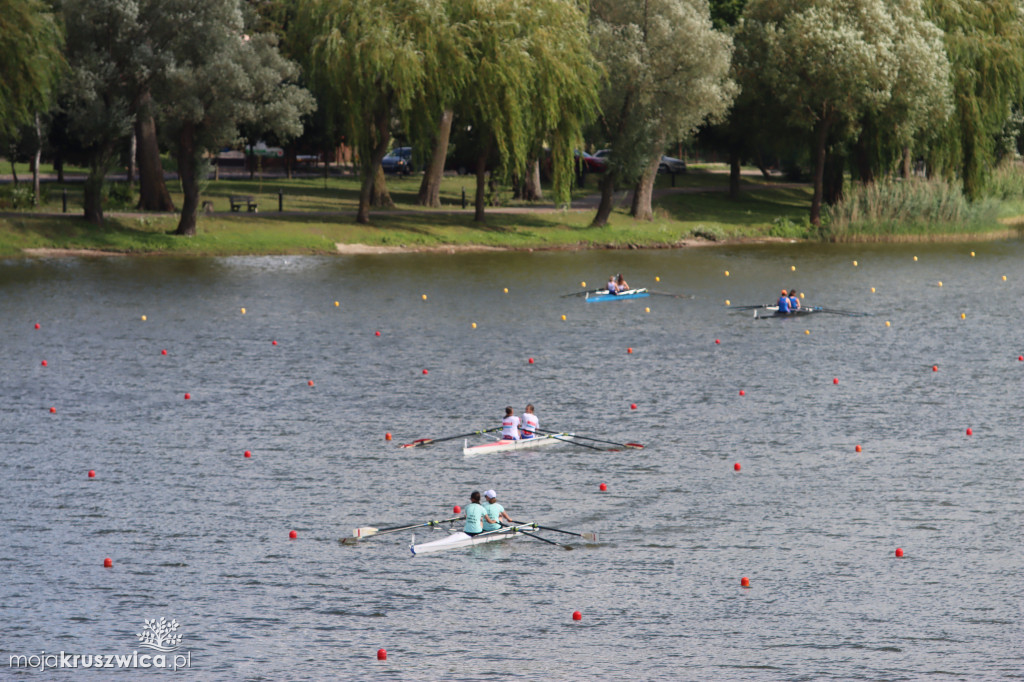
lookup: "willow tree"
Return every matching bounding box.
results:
[590,0,737,225]
[452,0,600,221]
[925,0,1024,200]
[299,0,444,224]
[152,0,313,235]
[736,0,906,227]
[0,0,63,140]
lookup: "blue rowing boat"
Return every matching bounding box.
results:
[585,287,650,303]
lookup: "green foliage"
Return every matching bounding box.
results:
[823,176,1000,239]
[103,182,135,210]
[0,0,64,138]
[983,160,1024,201]
[0,184,36,209]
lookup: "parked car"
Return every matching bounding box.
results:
[381,147,414,175]
[658,155,686,174]
[576,150,606,173]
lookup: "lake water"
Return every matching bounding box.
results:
[1,242,1021,680]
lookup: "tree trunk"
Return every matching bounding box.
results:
[127,128,136,191]
[418,108,453,207]
[474,137,491,222]
[853,131,873,185]
[135,91,174,211]
[591,173,616,227]
[901,146,912,179]
[824,152,845,206]
[173,123,200,236]
[9,151,18,186]
[33,113,42,206]
[83,158,108,225]
[728,147,741,200]
[370,165,393,208]
[357,109,393,224]
[523,158,543,201]
[630,150,661,220]
[810,115,831,228]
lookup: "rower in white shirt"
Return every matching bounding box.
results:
[521,404,539,439]
[501,406,521,440]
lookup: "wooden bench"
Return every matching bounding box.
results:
[229,195,259,212]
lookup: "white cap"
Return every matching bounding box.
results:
[483,489,497,499]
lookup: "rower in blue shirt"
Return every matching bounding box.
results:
[777,289,792,313]
[481,490,513,531]
[788,289,801,311]
[463,491,487,536]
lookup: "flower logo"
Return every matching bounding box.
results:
[136,618,183,652]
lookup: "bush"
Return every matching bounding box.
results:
[0,184,36,209]
[983,161,1024,200]
[823,177,1000,240]
[768,215,813,239]
[104,182,135,210]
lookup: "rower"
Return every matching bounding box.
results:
[607,275,618,295]
[464,491,486,536]
[789,289,801,311]
[501,406,521,440]
[616,273,629,292]
[482,490,513,531]
[521,404,538,439]
[777,289,791,313]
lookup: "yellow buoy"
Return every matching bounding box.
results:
[970,251,975,257]
[799,292,804,299]
[885,321,891,327]
[724,270,730,277]
[141,315,147,321]
[241,308,246,315]
[938,281,943,287]
[334,301,340,307]
[472,322,477,329]
[853,260,858,267]
[580,281,586,288]
[503,288,508,294]
[960,312,966,320]
[561,314,566,321]
[645,307,650,313]
[725,300,731,306]
[1002,275,1007,281]
[870,287,876,293]
[805,329,810,335]
[422,294,427,301]
[791,265,796,272]
[655,276,660,282]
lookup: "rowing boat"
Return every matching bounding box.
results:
[463,432,574,456]
[754,306,823,318]
[584,287,650,303]
[410,523,538,555]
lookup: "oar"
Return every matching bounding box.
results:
[728,304,770,310]
[537,428,643,449]
[815,307,872,317]
[547,434,608,452]
[501,523,573,550]
[648,290,693,299]
[509,520,597,542]
[341,516,462,544]
[560,289,595,298]
[399,427,501,448]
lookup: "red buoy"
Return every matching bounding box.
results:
[244,450,251,458]
[833,377,839,385]
[422,369,428,375]
[161,349,168,355]
[375,331,381,337]
[34,323,40,330]
[855,445,862,453]
[528,358,534,364]
[184,393,191,400]
[739,390,745,396]
[1018,355,1023,362]
[41,360,47,367]
[740,576,750,588]
[88,470,96,478]
[572,611,582,621]
[966,427,973,436]
[932,365,938,372]
[453,505,461,514]
[599,483,607,491]
[630,403,637,410]
[734,462,741,471]
[385,432,392,441]
[715,339,720,344]
[895,547,904,558]
[272,340,277,346]
[103,557,112,568]
[49,406,56,413]
[289,530,297,539]
[377,649,387,661]
[627,348,632,354]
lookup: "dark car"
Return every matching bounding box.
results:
[576,150,606,173]
[381,147,414,175]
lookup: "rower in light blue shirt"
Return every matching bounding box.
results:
[463,491,486,536]
[482,490,513,531]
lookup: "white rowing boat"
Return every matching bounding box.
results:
[410,523,539,555]
[463,432,574,456]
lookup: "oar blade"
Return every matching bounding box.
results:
[625,443,644,449]
[581,532,598,542]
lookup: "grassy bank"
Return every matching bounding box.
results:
[0,166,1019,256]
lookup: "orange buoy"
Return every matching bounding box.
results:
[572,611,582,621]
[932,365,938,372]
[855,445,862,453]
[49,406,56,413]
[308,380,315,386]
[740,576,750,588]
[627,348,632,354]
[385,432,392,441]
[103,558,113,568]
